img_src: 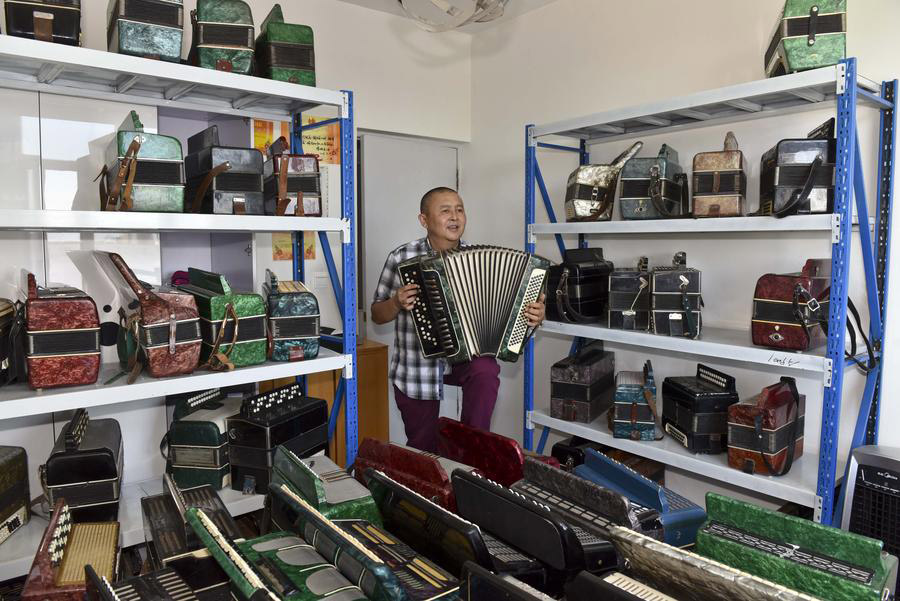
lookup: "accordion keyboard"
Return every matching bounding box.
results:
[399,264,458,358]
[57,523,119,586]
[602,572,678,601]
[514,481,613,532]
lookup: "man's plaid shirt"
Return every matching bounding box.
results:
[374,237,463,401]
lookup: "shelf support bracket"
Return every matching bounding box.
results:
[823,358,833,387]
[115,75,140,94]
[165,82,196,101]
[790,88,826,103]
[231,94,259,110]
[831,213,842,243]
[36,63,64,84]
[725,99,763,112]
[674,109,712,121]
[636,115,671,126]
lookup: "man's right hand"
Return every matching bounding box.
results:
[394,283,419,311]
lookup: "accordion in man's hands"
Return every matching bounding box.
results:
[398,245,549,364]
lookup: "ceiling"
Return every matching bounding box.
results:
[334,0,560,32]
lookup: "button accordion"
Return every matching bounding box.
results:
[86,564,199,601]
[398,245,549,364]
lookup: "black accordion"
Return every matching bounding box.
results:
[398,245,549,365]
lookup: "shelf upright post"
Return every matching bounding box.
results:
[866,79,898,443]
[578,139,588,249]
[291,112,307,393]
[524,124,537,450]
[340,90,359,466]
[817,58,858,524]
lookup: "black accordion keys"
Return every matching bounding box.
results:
[5,0,81,45]
[662,364,740,454]
[43,409,123,522]
[608,257,651,331]
[398,245,549,364]
[184,125,264,215]
[651,252,702,339]
[86,564,199,601]
[0,446,29,545]
[565,571,678,601]
[226,383,328,494]
[547,248,614,323]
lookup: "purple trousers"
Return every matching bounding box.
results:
[395,356,500,452]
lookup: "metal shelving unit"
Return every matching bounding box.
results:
[524,60,897,525]
[0,38,359,579]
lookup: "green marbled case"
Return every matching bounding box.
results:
[256,4,316,85]
[766,0,845,76]
[107,0,184,62]
[190,0,255,75]
[265,274,320,362]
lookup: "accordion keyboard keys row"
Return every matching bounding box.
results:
[483,532,532,563]
[515,482,612,531]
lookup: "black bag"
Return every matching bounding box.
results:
[547,248,614,323]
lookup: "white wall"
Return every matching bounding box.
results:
[76,0,472,141]
[463,0,900,507]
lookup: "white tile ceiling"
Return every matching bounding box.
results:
[334,0,560,32]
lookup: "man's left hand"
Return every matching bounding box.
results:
[525,293,546,327]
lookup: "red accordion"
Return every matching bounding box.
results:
[751,259,830,351]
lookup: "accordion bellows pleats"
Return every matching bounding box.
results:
[398,245,549,364]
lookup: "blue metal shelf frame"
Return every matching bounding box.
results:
[523,58,897,524]
[290,91,359,466]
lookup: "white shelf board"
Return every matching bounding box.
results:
[531,409,830,508]
[0,477,264,581]
[0,37,345,121]
[0,210,349,236]
[541,321,827,373]
[532,64,883,142]
[532,214,837,236]
[0,348,350,420]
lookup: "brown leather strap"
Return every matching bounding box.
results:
[121,312,144,384]
[205,303,239,371]
[33,11,53,42]
[190,161,231,213]
[98,138,141,211]
[274,159,303,216]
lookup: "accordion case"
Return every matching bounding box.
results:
[697,492,897,601]
[178,268,267,368]
[462,562,554,601]
[758,118,836,216]
[353,437,473,512]
[608,257,651,331]
[566,571,677,601]
[0,446,29,547]
[651,252,702,339]
[608,525,821,601]
[5,0,80,45]
[662,364,739,454]
[547,247,613,323]
[550,341,615,423]
[184,126,264,215]
[752,258,830,351]
[0,298,25,386]
[263,138,323,217]
[255,4,316,85]
[765,0,846,77]
[620,144,689,220]
[96,251,201,380]
[141,474,240,568]
[44,409,123,522]
[226,384,328,494]
[166,390,241,490]
[692,132,747,218]
[101,111,185,212]
[270,448,380,528]
[107,0,183,62]
[574,449,706,547]
[437,416,560,487]
[86,564,199,601]
[564,141,642,222]
[24,271,100,390]
[727,377,805,476]
[22,500,120,601]
[188,0,254,74]
[609,361,658,441]
[398,245,549,364]
[264,270,320,362]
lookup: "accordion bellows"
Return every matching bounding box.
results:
[398,245,549,364]
[256,3,316,85]
[107,0,184,62]
[189,0,254,74]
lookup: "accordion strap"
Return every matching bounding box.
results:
[205,303,238,372]
[190,161,231,213]
[649,167,688,218]
[792,286,876,372]
[5,302,26,385]
[751,376,800,477]
[275,160,302,217]
[679,277,700,339]
[98,138,141,212]
[555,267,597,323]
[119,309,144,385]
[774,156,824,218]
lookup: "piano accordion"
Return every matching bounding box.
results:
[44,409,123,522]
[565,571,678,601]
[270,448,380,529]
[264,269,320,362]
[461,562,555,601]
[0,446,29,547]
[226,383,328,494]
[22,500,119,601]
[353,437,475,512]
[574,449,706,547]
[697,493,898,601]
[398,245,549,364]
[86,564,199,601]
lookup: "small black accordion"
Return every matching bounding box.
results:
[398,245,549,365]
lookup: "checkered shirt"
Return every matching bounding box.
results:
[374,237,464,401]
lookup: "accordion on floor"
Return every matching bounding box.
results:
[86,564,199,601]
[398,245,549,364]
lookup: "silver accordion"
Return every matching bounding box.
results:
[398,245,550,364]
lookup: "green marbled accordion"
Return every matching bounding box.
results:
[765,0,846,77]
[189,0,255,74]
[256,3,316,86]
[107,0,184,62]
[265,271,320,362]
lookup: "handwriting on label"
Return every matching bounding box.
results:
[768,353,800,367]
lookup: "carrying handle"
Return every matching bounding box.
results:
[753,377,801,477]
[723,131,739,151]
[120,308,144,385]
[555,268,598,323]
[25,272,37,300]
[159,433,170,462]
[98,138,141,212]
[648,166,686,218]
[205,303,239,371]
[6,301,26,385]
[774,156,823,218]
[611,141,644,170]
[190,162,231,213]
[792,287,876,372]
[807,4,819,46]
[275,158,303,216]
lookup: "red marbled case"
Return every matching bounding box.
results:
[24,272,100,390]
[751,258,830,351]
